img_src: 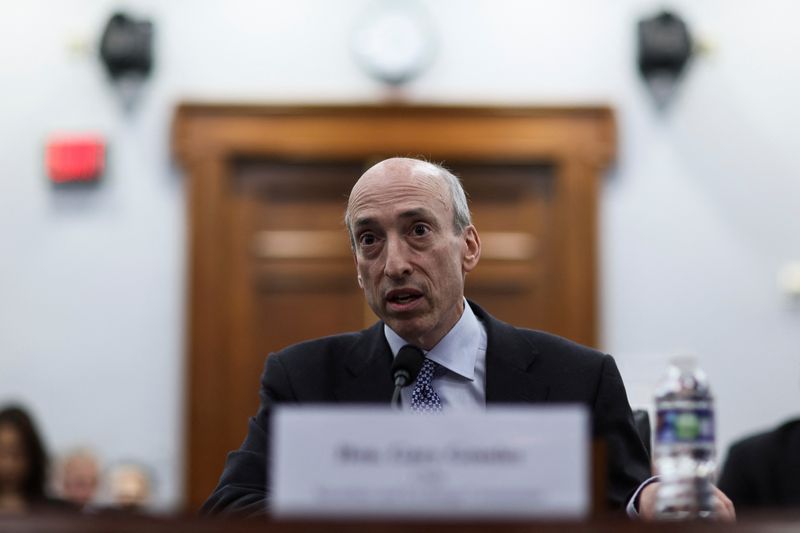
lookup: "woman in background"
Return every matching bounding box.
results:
[0,405,68,514]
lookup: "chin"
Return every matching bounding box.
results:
[388,319,430,342]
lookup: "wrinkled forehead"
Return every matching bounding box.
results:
[348,159,449,213]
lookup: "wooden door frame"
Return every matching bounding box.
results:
[171,103,616,510]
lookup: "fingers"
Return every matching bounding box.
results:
[637,482,659,520]
[712,485,736,522]
[637,482,736,522]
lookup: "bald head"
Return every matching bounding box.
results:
[345,158,471,246]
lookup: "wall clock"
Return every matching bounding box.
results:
[350,0,437,86]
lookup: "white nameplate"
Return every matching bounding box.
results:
[271,406,589,519]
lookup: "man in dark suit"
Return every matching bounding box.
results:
[202,157,731,519]
[718,419,800,509]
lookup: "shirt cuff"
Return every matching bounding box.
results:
[626,476,659,518]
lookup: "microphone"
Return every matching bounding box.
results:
[390,345,425,409]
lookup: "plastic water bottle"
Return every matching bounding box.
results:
[653,356,716,520]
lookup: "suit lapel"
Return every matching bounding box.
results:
[473,303,550,404]
[334,321,394,403]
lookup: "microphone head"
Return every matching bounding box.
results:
[391,345,425,385]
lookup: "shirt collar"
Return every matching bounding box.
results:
[384,300,481,381]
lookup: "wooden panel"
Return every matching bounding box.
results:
[253,231,352,260]
[173,105,615,166]
[183,153,235,504]
[457,162,556,333]
[228,161,365,437]
[476,232,538,261]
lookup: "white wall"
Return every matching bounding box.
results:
[0,0,798,509]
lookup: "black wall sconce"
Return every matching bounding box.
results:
[637,10,693,108]
[99,12,153,80]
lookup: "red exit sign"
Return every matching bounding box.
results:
[46,135,105,183]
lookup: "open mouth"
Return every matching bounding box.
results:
[386,289,423,308]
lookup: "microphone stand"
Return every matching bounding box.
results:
[389,345,423,410]
[391,376,406,410]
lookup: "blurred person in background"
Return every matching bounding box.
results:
[0,405,73,514]
[718,417,800,510]
[107,462,151,513]
[55,448,100,511]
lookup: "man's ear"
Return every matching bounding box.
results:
[462,226,481,273]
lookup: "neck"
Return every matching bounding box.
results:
[409,299,467,350]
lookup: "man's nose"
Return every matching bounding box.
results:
[383,236,413,280]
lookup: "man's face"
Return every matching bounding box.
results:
[347,159,480,349]
[62,457,98,506]
[0,424,28,491]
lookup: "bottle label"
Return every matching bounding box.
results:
[656,407,714,444]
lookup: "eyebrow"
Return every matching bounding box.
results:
[353,208,436,229]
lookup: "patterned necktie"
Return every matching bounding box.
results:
[411,358,443,413]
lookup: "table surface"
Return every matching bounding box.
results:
[2,512,800,533]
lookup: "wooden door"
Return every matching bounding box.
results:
[172,104,615,510]
[458,162,557,331]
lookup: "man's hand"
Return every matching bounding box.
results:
[638,482,736,521]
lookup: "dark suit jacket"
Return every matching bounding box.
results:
[718,419,800,509]
[202,302,651,516]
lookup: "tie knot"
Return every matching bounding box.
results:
[417,358,438,383]
[411,358,443,413]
